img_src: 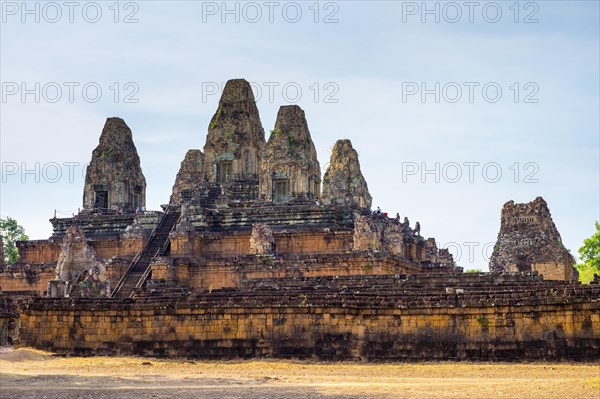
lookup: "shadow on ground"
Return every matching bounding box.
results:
[0,373,373,399]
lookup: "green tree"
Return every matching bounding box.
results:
[0,217,29,265]
[575,221,600,284]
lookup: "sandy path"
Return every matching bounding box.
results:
[0,348,598,399]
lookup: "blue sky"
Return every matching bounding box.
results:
[1,1,598,270]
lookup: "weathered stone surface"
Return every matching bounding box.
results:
[19,271,600,360]
[352,213,454,266]
[382,222,403,255]
[170,149,205,204]
[123,218,146,239]
[53,226,110,297]
[322,139,372,209]
[173,204,195,234]
[259,105,321,203]
[353,213,381,251]
[83,117,146,211]
[203,79,266,183]
[249,223,275,255]
[0,236,4,266]
[424,238,454,268]
[489,197,577,280]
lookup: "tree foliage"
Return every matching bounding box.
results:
[0,217,29,265]
[576,221,600,284]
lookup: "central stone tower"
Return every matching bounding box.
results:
[259,105,321,204]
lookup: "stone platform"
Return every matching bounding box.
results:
[18,273,600,361]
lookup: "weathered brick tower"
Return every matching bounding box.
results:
[489,197,578,280]
[259,105,321,204]
[83,117,146,211]
[203,78,265,190]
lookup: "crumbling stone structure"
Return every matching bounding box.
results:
[20,273,600,360]
[322,139,371,209]
[249,223,275,255]
[204,78,265,189]
[170,149,205,204]
[259,105,321,204]
[489,197,578,281]
[2,79,597,361]
[50,226,111,298]
[83,117,146,211]
[0,294,19,345]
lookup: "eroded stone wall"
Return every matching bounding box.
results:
[19,294,600,360]
[0,265,55,295]
[153,252,423,292]
[17,241,61,264]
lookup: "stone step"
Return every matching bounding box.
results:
[112,211,181,298]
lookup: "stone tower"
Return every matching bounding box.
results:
[321,139,372,209]
[203,79,266,184]
[259,105,321,204]
[83,118,146,211]
[489,196,578,281]
[170,149,205,204]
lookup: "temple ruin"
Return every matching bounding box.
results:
[0,78,598,360]
[489,197,578,280]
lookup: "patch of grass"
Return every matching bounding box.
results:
[299,294,307,307]
[210,105,222,129]
[288,136,298,156]
[270,128,281,137]
[587,377,600,389]
[476,316,491,327]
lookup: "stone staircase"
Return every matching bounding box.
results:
[111,210,180,298]
[127,271,600,309]
[200,185,222,209]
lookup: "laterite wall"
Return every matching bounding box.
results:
[19,299,600,361]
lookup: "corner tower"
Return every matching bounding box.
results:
[322,139,372,209]
[489,196,577,280]
[83,117,146,211]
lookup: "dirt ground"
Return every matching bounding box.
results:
[0,348,598,399]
